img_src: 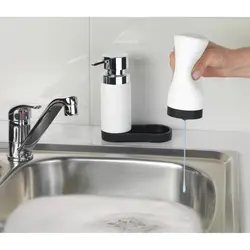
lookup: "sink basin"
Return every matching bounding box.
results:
[0,144,240,233]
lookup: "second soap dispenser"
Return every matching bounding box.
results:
[92,54,132,134]
[92,54,172,143]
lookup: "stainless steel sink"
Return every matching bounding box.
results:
[0,143,240,233]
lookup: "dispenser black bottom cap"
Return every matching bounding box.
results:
[167,106,203,120]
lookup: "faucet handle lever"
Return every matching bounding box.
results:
[9,105,42,121]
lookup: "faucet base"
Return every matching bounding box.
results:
[8,151,33,163]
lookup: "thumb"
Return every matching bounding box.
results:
[192,50,215,80]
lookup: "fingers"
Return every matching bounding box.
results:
[169,51,175,72]
[192,50,216,80]
[169,42,221,81]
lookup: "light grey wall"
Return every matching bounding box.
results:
[0,17,89,126]
[0,17,250,136]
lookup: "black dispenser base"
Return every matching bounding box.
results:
[101,124,172,143]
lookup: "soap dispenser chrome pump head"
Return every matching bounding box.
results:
[167,34,209,120]
[92,55,129,85]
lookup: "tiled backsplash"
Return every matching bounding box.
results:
[1,17,250,133]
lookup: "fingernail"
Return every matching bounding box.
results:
[192,70,200,80]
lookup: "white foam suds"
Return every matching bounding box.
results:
[4,195,203,233]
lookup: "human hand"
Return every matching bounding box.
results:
[169,41,250,80]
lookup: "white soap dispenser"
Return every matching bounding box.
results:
[92,54,131,134]
[167,34,209,120]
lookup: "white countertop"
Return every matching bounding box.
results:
[1,123,249,232]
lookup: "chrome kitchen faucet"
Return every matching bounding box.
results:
[8,96,78,163]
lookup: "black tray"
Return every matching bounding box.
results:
[101,124,172,143]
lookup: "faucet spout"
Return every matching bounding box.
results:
[8,96,78,163]
[20,96,78,152]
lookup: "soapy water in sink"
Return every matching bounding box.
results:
[105,214,161,232]
[3,195,203,233]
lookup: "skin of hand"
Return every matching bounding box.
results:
[169,41,250,80]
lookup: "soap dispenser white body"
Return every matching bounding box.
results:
[101,79,131,134]
[167,34,209,120]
